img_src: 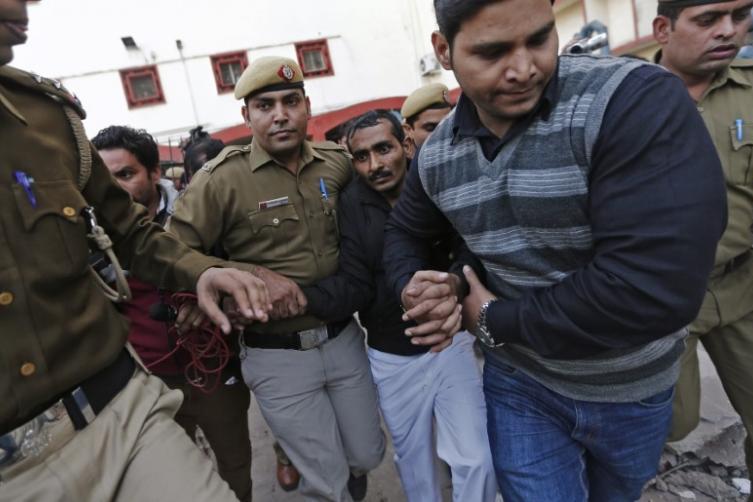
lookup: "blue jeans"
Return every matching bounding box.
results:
[484,358,673,502]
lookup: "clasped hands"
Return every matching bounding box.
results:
[400,266,497,352]
[180,265,497,346]
[177,265,307,334]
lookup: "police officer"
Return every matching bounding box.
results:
[400,82,453,154]
[0,1,270,500]
[167,56,385,502]
[165,166,186,191]
[653,0,753,479]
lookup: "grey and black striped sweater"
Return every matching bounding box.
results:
[417,55,686,402]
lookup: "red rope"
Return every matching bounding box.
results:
[145,292,232,394]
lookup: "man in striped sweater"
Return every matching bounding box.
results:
[384,0,728,500]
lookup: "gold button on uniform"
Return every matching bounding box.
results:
[20,362,36,377]
[62,206,76,217]
[0,291,13,306]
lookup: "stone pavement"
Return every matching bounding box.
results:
[641,347,749,502]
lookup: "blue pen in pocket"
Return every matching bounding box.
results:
[319,177,329,201]
[735,119,744,142]
[13,170,37,208]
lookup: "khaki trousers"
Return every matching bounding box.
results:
[161,366,252,502]
[241,320,385,502]
[670,265,753,479]
[0,368,238,502]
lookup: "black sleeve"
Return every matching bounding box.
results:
[486,67,727,356]
[383,154,455,300]
[302,190,375,321]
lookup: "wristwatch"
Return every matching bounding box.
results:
[474,299,500,347]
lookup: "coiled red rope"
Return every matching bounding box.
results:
[146,292,232,394]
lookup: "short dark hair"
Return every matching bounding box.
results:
[657,4,683,26]
[405,102,453,127]
[92,125,160,172]
[184,137,225,176]
[434,0,554,47]
[434,0,501,47]
[346,109,404,152]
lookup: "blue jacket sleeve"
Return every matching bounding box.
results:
[486,68,727,356]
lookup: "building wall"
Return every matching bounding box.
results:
[555,0,587,51]
[13,1,665,144]
[557,0,660,58]
[14,0,458,143]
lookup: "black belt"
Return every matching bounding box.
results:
[61,349,135,430]
[244,318,351,350]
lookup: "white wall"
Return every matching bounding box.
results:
[580,0,659,50]
[13,0,458,143]
[555,0,586,51]
[14,0,662,144]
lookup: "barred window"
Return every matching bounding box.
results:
[295,39,334,78]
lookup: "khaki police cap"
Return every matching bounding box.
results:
[233,56,304,100]
[400,83,452,121]
[165,167,185,179]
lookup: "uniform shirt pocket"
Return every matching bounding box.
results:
[12,180,90,276]
[728,124,753,185]
[247,203,301,253]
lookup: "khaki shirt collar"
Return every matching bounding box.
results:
[702,63,752,100]
[724,64,752,88]
[0,83,28,125]
[249,137,324,172]
[654,50,751,98]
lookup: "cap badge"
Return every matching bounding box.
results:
[278,64,295,81]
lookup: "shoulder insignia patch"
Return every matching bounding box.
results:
[200,145,248,174]
[312,140,347,152]
[313,140,352,160]
[0,66,87,118]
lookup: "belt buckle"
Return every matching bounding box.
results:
[0,401,67,470]
[298,326,329,350]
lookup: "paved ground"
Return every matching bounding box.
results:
[224,346,745,501]
[640,347,748,501]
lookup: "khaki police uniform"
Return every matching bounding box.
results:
[668,59,753,475]
[167,56,384,502]
[0,65,237,501]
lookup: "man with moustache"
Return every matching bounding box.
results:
[383,0,727,499]
[0,1,271,500]
[302,110,497,502]
[167,57,385,502]
[653,0,753,482]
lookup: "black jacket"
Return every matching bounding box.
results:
[303,175,479,355]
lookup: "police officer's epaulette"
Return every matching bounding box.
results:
[312,140,352,159]
[0,65,86,118]
[200,144,249,173]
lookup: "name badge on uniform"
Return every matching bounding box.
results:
[259,196,289,210]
